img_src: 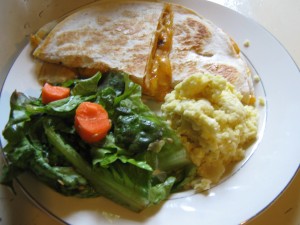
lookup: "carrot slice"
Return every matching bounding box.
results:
[42,83,70,104]
[75,102,111,143]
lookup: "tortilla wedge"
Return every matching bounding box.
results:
[169,4,255,104]
[33,1,164,80]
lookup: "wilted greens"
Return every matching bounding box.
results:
[0,71,195,212]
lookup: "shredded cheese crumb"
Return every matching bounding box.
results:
[102,211,120,223]
[243,39,250,47]
[254,75,260,83]
[258,97,265,106]
[192,178,211,192]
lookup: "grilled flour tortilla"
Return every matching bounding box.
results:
[170,4,254,104]
[32,1,255,104]
[33,1,164,80]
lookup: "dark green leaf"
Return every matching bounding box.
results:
[71,72,102,96]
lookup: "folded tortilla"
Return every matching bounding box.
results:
[33,1,164,79]
[169,4,254,104]
[32,1,255,104]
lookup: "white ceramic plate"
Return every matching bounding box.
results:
[0,0,299,225]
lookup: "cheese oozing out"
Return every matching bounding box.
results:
[143,4,173,101]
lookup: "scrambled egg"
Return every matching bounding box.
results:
[161,73,258,191]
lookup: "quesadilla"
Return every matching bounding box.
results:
[31,0,255,104]
[169,4,255,104]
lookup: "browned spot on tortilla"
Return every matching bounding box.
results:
[124,53,148,74]
[204,64,239,83]
[55,28,131,49]
[56,31,80,46]
[172,59,198,76]
[96,16,111,25]
[122,10,138,18]
[127,44,148,52]
[60,54,94,67]
[186,61,200,74]
[174,17,211,54]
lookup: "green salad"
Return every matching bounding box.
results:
[0,71,195,212]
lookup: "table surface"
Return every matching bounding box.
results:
[0,0,299,225]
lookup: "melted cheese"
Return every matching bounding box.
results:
[143,4,173,101]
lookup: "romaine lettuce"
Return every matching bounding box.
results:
[0,71,195,212]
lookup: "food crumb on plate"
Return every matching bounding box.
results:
[254,74,260,83]
[102,211,120,223]
[258,97,265,106]
[243,39,250,47]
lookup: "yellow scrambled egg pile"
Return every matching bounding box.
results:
[161,73,258,191]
